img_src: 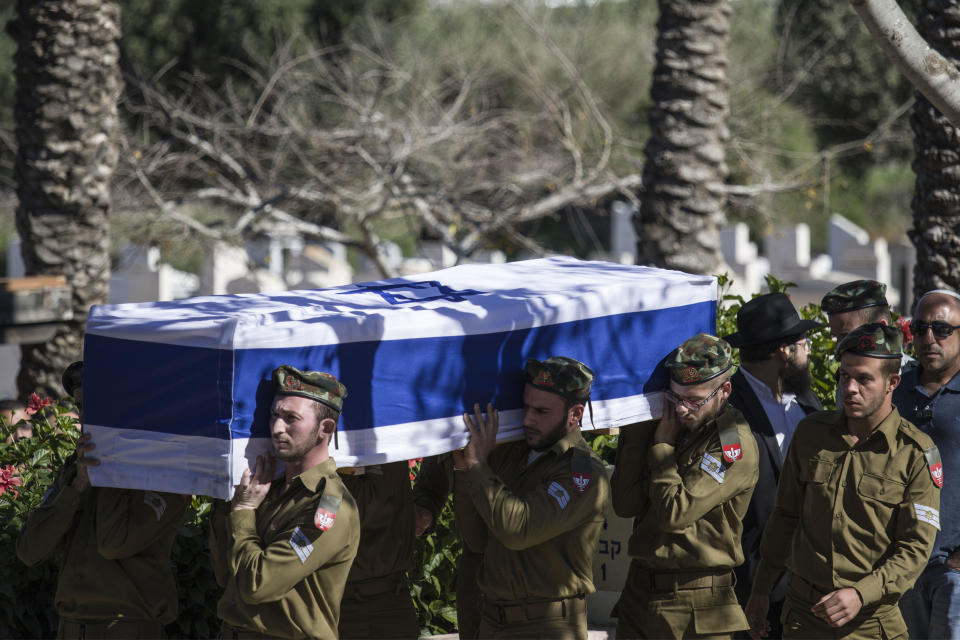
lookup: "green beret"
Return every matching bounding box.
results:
[272,365,348,412]
[62,361,83,399]
[666,333,735,385]
[821,280,888,315]
[836,323,902,360]
[523,356,594,401]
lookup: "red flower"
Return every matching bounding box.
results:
[408,457,423,481]
[897,317,913,348]
[26,393,52,416]
[0,465,22,499]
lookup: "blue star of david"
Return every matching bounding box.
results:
[340,280,483,305]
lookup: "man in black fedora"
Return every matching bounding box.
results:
[724,292,823,637]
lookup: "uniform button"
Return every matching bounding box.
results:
[842,481,847,487]
[835,513,842,519]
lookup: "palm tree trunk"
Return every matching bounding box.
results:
[910,1,960,296]
[637,0,731,275]
[13,0,120,398]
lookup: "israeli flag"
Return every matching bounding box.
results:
[84,257,716,498]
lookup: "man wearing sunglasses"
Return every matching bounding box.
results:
[724,293,823,636]
[611,333,758,638]
[893,289,960,639]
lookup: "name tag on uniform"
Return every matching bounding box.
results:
[700,452,725,484]
[914,503,941,530]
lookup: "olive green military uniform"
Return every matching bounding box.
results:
[17,456,187,639]
[413,453,484,639]
[211,458,360,640]
[753,408,941,639]
[337,460,419,639]
[611,405,758,639]
[455,430,610,640]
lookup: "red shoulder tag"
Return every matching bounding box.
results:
[314,495,342,531]
[925,446,944,488]
[719,423,742,463]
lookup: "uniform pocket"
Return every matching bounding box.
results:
[801,457,834,484]
[692,604,749,634]
[857,472,905,506]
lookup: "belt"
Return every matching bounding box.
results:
[343,571,407,600]
[481,594,586,624]
[634,567,735,592]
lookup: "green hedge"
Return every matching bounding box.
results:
[0,275,909,637]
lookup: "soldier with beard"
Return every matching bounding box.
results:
[611,333,758,639]
[455,356,610,640]
[724,293,823,636]
[211,365,360,640]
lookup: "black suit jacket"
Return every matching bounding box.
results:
[728,368,822,606]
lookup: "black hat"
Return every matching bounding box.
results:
[61,361,83,399]
[724,293,822,348]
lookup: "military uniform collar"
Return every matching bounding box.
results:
[544,428,586,457]
[832,405,901,450]
[294,457,337,493]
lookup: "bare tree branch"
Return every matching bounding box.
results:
[851,0,960,127]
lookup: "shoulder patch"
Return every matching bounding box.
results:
[718,422,742,463]
[289,525,315,563]
[547,481,570,510]
[924,446,944,488]
[571,449,593,494]
[314,494,341,531]
[143,491,168,521]
[914,503,941,530]
[700,452,726,484]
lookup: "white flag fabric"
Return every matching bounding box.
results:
[83,257,716,498]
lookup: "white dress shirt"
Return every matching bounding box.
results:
[740,366,807,457]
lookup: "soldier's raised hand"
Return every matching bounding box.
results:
[462,402,499,469]
[232,453,276,511]
[72,432,101,493]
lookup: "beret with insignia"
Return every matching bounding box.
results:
[273,365,348,412]
[524,356,594,401]
[666,333,736,386]
[821,280,888,315]
[836,322,902,360]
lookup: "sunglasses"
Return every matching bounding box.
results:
[910,321,960,339]
[665,383,724,412]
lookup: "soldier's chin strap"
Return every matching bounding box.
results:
[333,424,339,450]
[587,397,595,429]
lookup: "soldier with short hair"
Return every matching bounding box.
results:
[456,356,610,640]
[821,279,914,373]
[611,333,758,639]
[745,324,941,639]
[211,365,359,640]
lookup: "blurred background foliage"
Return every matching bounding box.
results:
[0,0,923,269]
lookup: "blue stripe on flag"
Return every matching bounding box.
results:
[85,300,714,440]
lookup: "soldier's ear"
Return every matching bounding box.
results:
[319,417,337,436]
[567,403,584,428]
[887,373,901,393]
